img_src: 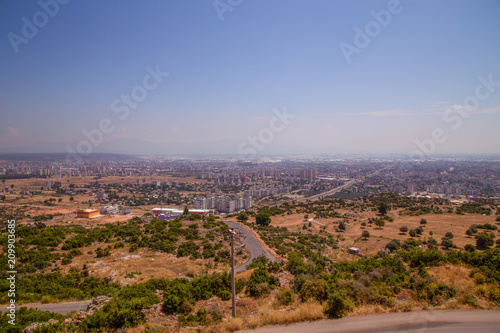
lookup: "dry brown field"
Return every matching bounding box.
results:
[260,209,500,258]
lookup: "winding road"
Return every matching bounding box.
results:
[2,222,277,315]
[237,309,500,333]
[224,221,277,273]
[2,300,91,315]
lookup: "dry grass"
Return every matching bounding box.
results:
[427,265,475,294]
[208,301,324,332]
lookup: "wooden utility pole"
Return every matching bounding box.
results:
[230,228,236,317]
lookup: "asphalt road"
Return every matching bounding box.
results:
[2,300,91,315]
[225,221,277,273]
[237,309,500,333]
[299,164,395,202]
[6,222,276,314]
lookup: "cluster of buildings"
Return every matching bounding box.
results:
[76,205,129,218]
[300,168,317,181]
[150,207,215,220]
[43,180,62,190]
[243,184,291,197]
[194,195,253,213]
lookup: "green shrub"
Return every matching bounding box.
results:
[299,279,327,302]
[324,291,353,318]
[276,288,294,305]
[246,267,278,297]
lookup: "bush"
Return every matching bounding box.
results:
[476,233,494,250]
[299,279,327,302]
[338,221,346,231]
[420,219,427,225]
[427,238,438,249]
[385,239,401,251]
[276,288,294,305]
[441,238,454,249]
[400,226,408,233]
[324,291,353,318]
[246,267,278,297]
[465,244,476,252]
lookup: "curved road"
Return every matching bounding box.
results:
[225,221,277,273]
[3,222,276,314]
[237,309,500,333]
[2,300,91,315]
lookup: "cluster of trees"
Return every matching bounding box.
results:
[456,203,491,215]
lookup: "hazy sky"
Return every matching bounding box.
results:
[1,0,500,158]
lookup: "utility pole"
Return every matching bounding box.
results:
[229,228,236,317]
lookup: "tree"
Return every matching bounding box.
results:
[427,238,438,249]
[338,221,346,231]
[409,229,417,238]
[69,196,74,201]
[466,229,474,236]
[10,184,14,189]
[420,219,427,225]
[385,239,401,251]
[237,213,249,223]
[464,244,476,252]
[374,219,385,229]
[255,213,271,227]
[58,198,63,203]
[441,237,454,249]
[399,226,408,233]
[496,216,500,222]
[378,202,390,215]
[183,206,189,216]
[0,195,5,202]
[416,227,423,235]
[476,233,494,249]
[445,232,454,239]
[361,230,370,240]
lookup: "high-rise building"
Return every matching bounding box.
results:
[300,168,317,181]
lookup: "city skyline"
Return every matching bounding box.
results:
[1,0,500,157]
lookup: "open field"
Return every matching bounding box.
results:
[260,208,500,257]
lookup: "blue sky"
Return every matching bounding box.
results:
[1,0,500,157]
